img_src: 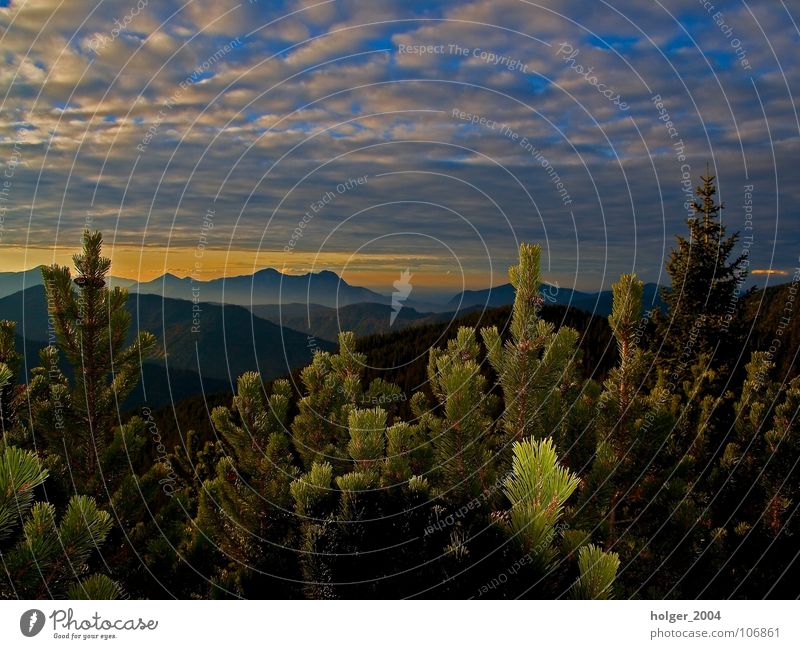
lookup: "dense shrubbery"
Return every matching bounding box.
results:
[2,174,798,599]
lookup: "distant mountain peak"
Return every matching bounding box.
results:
[253,267,281,277]
[128,266,385,308]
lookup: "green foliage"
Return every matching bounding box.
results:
[67,573,124,600]
[0,446,48,543]
[706,355,800,595]
[347,407,386,466]
[291,331,371,470]
[572,544,620,599]
[608,274,646,415]
[5,232,187,599]
[482,243,579,443]
[576,274,696,594]
[0,446,119,598]
[291,461,334,518]
[426,327,496,501]
[193,373,299,595]
[501,437,579,569]
[0,320,23,438]
[655,173,748,375]
[24,231,156,494]
[598,275,654,452]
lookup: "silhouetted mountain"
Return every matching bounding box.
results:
[6,276,795,417]
[1,281,51,342]
[250,301,463,342]
[0,266,134,299]
[11,332,229,410]
[131,268,387,308]
[447,281,666,316]
[0,285,335,390]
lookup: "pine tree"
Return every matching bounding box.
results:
[587,274,653,541]
[194,373,299,596]
[288,400,439,598]
[482,243,580,443]
[655,171,748,375]
[281,330,440,598]
[577,273,711,596]
[0,441,120,598]
[423,326,497,502]
[14,231,191,599]
[500,437,579,571]
[291,331,401,471]
[32,230,156,495]
[0,321,23,441]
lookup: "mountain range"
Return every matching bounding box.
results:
[249,302,464,342]
[0,266,135,299]
[447,281,666,314]
[0,285,334,409]
[130,268,387,308]
[2,265,667,318]
[2,268,795,414]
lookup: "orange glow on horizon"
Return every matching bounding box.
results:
[0,245,499,290]
[750,269,789,276]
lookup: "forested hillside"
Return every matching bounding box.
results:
[1,176,799,599]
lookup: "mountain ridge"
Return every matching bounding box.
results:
[446,281,666,316]
[0,285,335,386]
[130,267,387,308]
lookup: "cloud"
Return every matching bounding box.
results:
[0,0,797,290]
[751,269,789,276]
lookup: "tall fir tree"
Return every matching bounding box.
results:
[655,171,748,375]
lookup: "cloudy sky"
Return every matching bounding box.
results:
[0,0,797,293]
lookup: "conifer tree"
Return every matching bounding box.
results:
[586,274,653,540]
[288,403,438,598]
[194,373,299,596]
[578,273,706,596]
[0,441,120,599]
[291,332,400,471]
[654,171,748,374]
[291,420,442,598]
[33,230,156,495]
[423,326,497,502]
[481,243,579,443]
[13,231,189,599]
[0,321,22,440]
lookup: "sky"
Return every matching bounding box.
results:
[0,0,798,294]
